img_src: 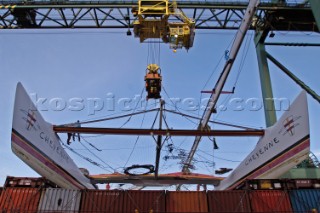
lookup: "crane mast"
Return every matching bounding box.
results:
[182,0,260,173]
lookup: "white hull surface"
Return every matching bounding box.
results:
[216,91,310,190]
[12,83,95,189]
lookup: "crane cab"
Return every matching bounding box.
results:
[145,64,162,100]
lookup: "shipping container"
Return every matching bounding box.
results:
[289,189,320,212]
[236,179,284,190]
[4,176,58,188]
[0,187,41,213]
[122,190,165,213]
[285,179,320,189]
[249,190,293,212]
[207,190,251,212]
[294,179,314,188]
[38,188,81,212]
[166,191,208,212]
[80,190,123,213]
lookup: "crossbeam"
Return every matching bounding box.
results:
[0,1,316,31]
[53,126,264,137]
[90,172,223,185]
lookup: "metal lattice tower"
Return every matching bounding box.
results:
[297,152,320,168]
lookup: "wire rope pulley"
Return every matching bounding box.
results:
[145,64,162,100]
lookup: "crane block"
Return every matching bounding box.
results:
[145,64,162,100]
[133,19,168,42]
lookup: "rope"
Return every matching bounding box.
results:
[123,101,148,168]
[118,87,146,128]
[59,107,156,127]
[81,136,102,151]
[233,30,254,87]
[162,86,199,125]
[78,139,116,171]
[62,141,113,172]
[163,109,262,130]
[198,149,241,163]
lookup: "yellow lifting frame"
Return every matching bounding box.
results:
[133,0,195,50]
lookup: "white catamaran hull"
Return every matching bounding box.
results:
[216,91,310,190]
[12,83,95,189]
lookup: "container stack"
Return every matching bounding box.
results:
[0,177,320,212]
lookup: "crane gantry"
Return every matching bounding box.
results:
[0,1,317,32]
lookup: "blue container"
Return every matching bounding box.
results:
[289,189,320,212]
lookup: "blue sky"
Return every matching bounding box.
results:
[0,28,319,189]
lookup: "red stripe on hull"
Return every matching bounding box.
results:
[12,132,85,189]
[227,138,310,190]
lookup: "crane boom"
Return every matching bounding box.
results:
[182,0,260,173]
